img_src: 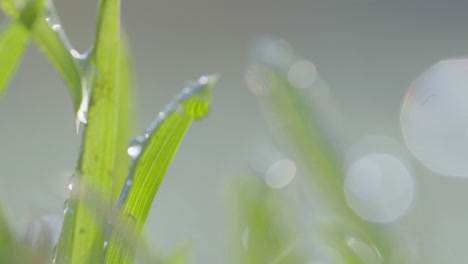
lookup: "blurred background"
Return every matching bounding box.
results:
[2,0,468,263]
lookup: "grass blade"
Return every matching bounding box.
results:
[54,0,121,263]
[105,75,217,264]
[0,21,29,97]
[227,173,306,264]
[112,34,139,203]
[0,0,43,98]
[250,39,411,263]
[1,0,83,113]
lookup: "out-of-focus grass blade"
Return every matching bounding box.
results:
[249,38,410,264]
[161,243,194,264]
[247,65,345,211]
[0,204,34,263]
[55,0,121,263]
[1,0,83,112]
[227,172,306,264]
[105,75,217,264]
[0,0,42,98]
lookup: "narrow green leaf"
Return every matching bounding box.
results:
[250,40,410,264]
[112,34,139,203]
[55,0,121,263]
[105,75,217,264]
[0,21,28,97]
[0,0,43,97]
[0,204,35,263]
[227,173,306,264]
[1,0,83,112]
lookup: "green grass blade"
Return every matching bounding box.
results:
[112,34,138,203]
[0,21,29,97]
[1,0,83,113]
[0,0,43,98]
[250,40,411,264]
[0,204,35,263]
[249,62,345,210]
[227,173,307,264]
[54,0,121,263]
[104,75,217,264]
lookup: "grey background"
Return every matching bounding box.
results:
[1,0,468,263]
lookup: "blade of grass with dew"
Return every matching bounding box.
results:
[112,34,139,203]
[0,0,83,112]
[0,0,43,97]
[226,172,307,264]
[250,42,411,264]
[104,75,217,264]
[55,0,121,263]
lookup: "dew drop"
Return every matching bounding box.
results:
[70,49,81,59]
[199,76,209,84]
[127,136,145,158]
[344,153,413,223]
[67,174,75,191]
[401,59,468,177]
[51,24,61,31]
[182,87,190,94]
[346,237,383,264]
[63,199,70,214]
[77,110,87,124]
[265,159,296,189]
[144,133,150,139]
[126,180,132,186]
[158,112,166,119]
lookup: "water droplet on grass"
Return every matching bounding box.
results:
[63,199,70,214]
[67,174,75,191]
[51,24,61,31]
[127,137,145,158]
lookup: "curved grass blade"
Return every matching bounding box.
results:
[1,0,83,113]
[54,0,121,263]
[250,39,411,264]
[104,75,218,264]
[0,0,42,98]
[226,172,306,264]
